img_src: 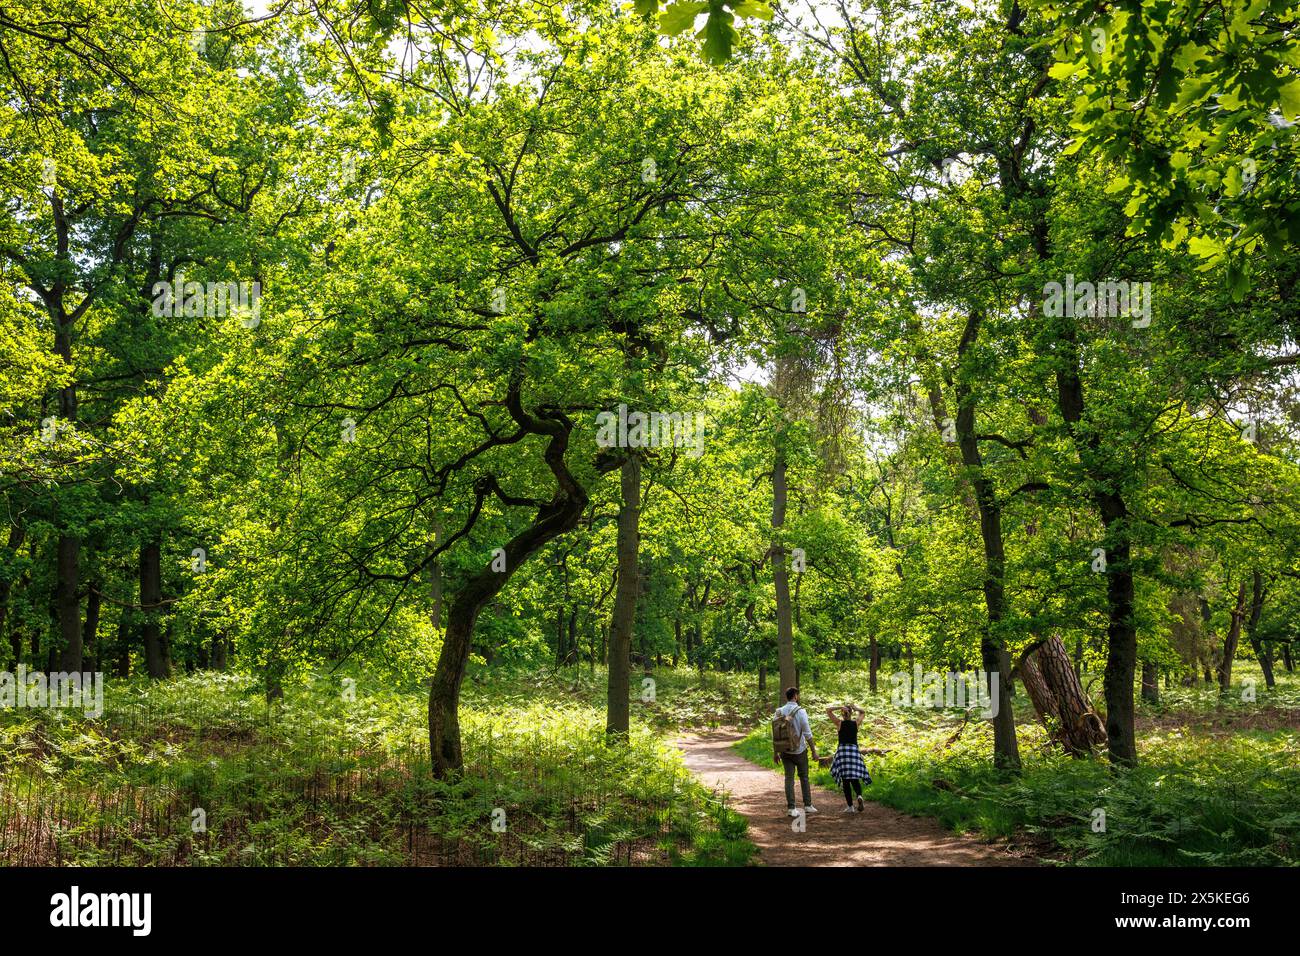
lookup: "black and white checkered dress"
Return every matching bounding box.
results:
[829,744,871,784]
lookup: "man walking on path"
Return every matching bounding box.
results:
[772,687,818,818]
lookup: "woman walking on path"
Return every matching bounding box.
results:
[826,703,871,812]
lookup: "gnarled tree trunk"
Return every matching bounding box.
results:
[1020,635,1106,756]
[1019,651,1058,724]
[428,392,599,777]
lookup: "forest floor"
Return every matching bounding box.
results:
[676,731,1037,866]
[4,665,1294,865]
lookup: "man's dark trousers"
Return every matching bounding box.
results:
[780,749,811,809]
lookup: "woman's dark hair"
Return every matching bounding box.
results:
[785,687,799,701]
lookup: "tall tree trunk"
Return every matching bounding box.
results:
[793,562,802,630]
[606,453,641,740]
[1053,340,1139,766]
[162,619,174,674]
[1140,660,1159,704]
[115,614,131,677]
[952,312,1020,772]
[555,608,566,666]
[211,630,228,670]
[51,277,85,673]
[55,535,81,671]
[140,541,168,678]
[429,516,444,631]
[918,325,1017,769]
[1244,569,1273,689]
[0,526,25,669]
[772,451,796,702]
[1199,595,1214,684]
[1218,580,1248,696]
[78,584,101,672]
[869,634,880,693]
[1098,510,1137,763]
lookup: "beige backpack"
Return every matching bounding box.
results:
[771,707,802,755]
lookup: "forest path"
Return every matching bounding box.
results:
[675,731,1036,867]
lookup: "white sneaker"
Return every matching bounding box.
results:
[841,805,856,813]
[804,805,819,814]
[788,808,801,818]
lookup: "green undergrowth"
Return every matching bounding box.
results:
[0,668,756,867]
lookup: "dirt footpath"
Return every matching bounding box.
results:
[676,731,1036,867]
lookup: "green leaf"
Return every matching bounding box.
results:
[1279,77,1300,121]
[1223,163,1243,198]
[1226,260,1251,301]
[1173,77,1213,110]
[1218,87,1245,111]
[1187,234,1224,262]
[659,2,707,36]
[1172,42,1208,74]
[733,1,774,21]
[1048,60,1083,80]
[698,9,737,65]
